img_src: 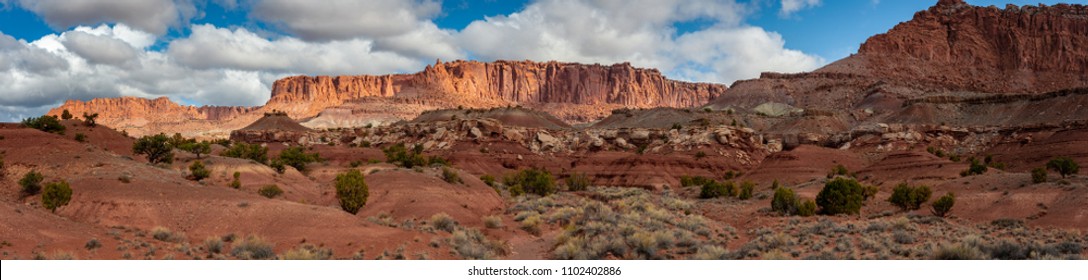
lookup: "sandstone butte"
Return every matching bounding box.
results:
[48,60,727,136]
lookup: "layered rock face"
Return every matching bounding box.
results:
[47,97,257,124]
[264,60,727,120]
[821,0,1088,93]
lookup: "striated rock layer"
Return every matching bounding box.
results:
[264,60,727,120]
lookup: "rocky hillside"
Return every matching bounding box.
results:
[820,0,1088,93]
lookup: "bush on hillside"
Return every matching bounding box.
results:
[931,192,955,218]
[1047,157,1079,178]
[133,133,175,164]
[887,183,932,211]
[42,180,73,213]
[22,115,66,134]
[278,146,320,172]
[816,177,865,215]
[220,142,268,164]
[19,170,44,197]
[335,169,369,214]
[504,168,556,197]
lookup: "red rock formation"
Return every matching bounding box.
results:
[821,0,1088,93]
[47,97,257,124]
[264,60,727,119]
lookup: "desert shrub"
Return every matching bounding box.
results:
[84,238,101,250]
[204,237,223,254]
[933,244,982,260]
[41,180,72,213]
[19,170,44,197]
[229,172,241,189]
[931,192,955,217]
[694,151,707,159]
[504,168,556,197]
[60,109,73,120]
[220,142,268,164]
[179,141,211,159]
[74,133,86,142]
[520,214,542,235]
[699,181,729,199]
[816,177,865,215]
[431,212,458,233]
[862,185,879,200]
[188,160,210,181]
[771,187,797,215]
[1047,157,1079,178]
[480,175,496,187]
[281,244,333,260]
[723,170,738,180]
[278,146,320,172]
[679,176,712,187]
[269,159,286,174]
[566,173,590,191]
[887,183,931,211]
[382,143,428,168]
[334,169,369,214]
[450,228,505,260]
[231,236,276,260]
[671,123,683,130]
[483,215,503,229]
[133,133,175,164]
[1031,167,1048,183]
[960,158,987,177]
[738,181,755,200]
[22,115,66,134]
[82,112,99,127]
[828,164,849,178]
[258,185,283,198]
[796,199,817,217]
[442,167,463,184]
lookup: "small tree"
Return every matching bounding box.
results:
[19,170,44,197]
[258,185,283,198]
[278,146,320,172]
[505,168,556,197]
[771,187,797,215]
[829,164,849,178]
[1047,157,1079,178]
[797,199,817,217]
[42,180,73,213]
[335,170,369,214]
[816,177,865,215]
[1031,168,1048,184]
[738,181,755,200]
[180,141,212,159]
[220,142,268,164]
[133,133,175,164]
[888,183,932,211]
[230,172,242,189]
[700,181,728,199]
[60,110,73,120]
[931,192,955,217]
[960,158,987,177]
[189,160,210,181]
[22,115,66,134]
[82,112,99,127]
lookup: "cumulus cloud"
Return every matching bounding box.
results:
[12,0,191,35]
[458,0,823,84]
[780,0,822,17]
[61,31,140,66]
[252,0,442,41]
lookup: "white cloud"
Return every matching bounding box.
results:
[13,0,192,35]
[457,0,823,84]
[780,0,822,17]
[251,0,442,41]
[61,31,140,66]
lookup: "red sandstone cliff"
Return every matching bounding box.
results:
[46,97,258,129]
[819,0,1088,93]
[264,60,727,118]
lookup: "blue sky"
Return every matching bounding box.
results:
[0,0,1073,121]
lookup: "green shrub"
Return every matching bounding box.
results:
[42,180,73,213]
[862,185,879,200]
[229,172,241,189]
[74,133,86,142]
[231,235,275,260]
[179,141,212,159]
[258,185,283,198]
[504,168,556,197]
[133,133,175,164]
[699,181,728,199]
[220,142,268,164]
[1031,167,1048,184]
[442,167,463,184]
[887,183,931,211]
[278,146,320,172]
[382,143,428,168]
[22,115,66,134]
[19,170,44,197]
[566,173,590,191]
[829,164,849,178]
[931,192,955,217]
[797,199,817,217]
[269,159,286,174]
[694,151,707,159]
[1047,157,1079,178]
[771,187,797,215]
[960,158,987,177]
[335,169,369,214]
[738,181,755,200]
[816,177,865,215]
[933,244,982,260]
[60,109,73,120]
[480,175,496,187]
[188,160,210,181]
[679,176,712,187]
